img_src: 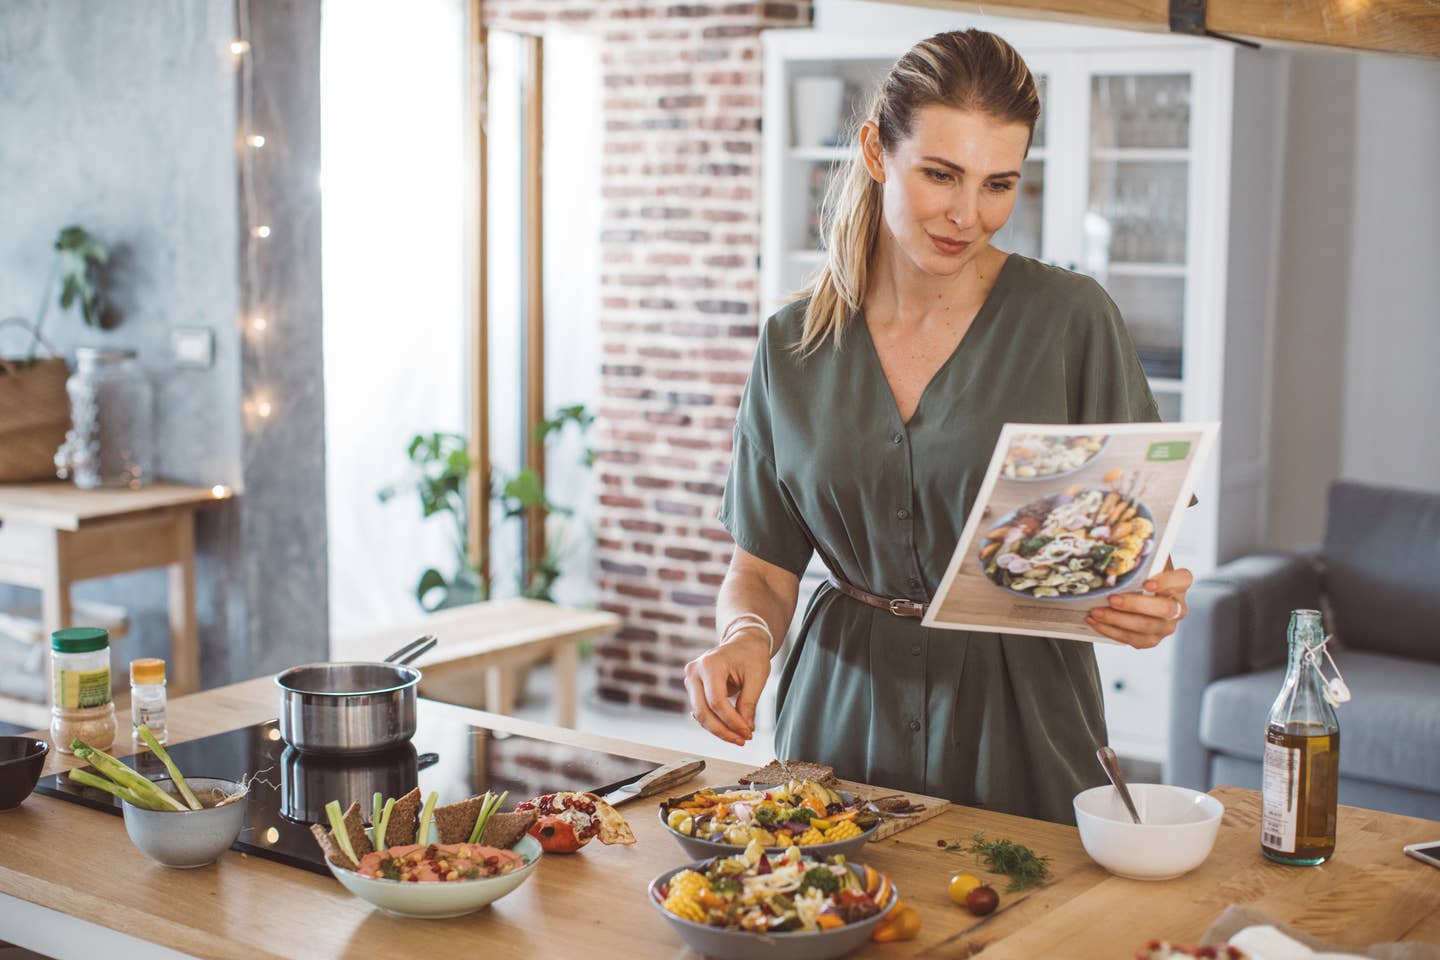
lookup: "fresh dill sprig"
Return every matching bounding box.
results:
[943,831,1052,891]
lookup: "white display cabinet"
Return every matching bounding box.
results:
[762,26,1285,763]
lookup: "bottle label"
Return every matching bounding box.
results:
[1261,741,1300,853]
[133,703,166,729]
[54,668,112,709]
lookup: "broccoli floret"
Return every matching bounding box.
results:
[786,807,816,824]
[798,866,841,898]
[754,805,781,827]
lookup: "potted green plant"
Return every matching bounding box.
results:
[378,404,595,611]
[0,225,115,482]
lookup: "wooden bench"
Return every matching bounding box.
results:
[333,598,620,728]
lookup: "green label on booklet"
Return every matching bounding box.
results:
[1146,441,1191,462]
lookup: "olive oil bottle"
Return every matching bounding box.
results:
[1261,609,1340,865]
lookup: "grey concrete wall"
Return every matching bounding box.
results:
[0,0,327,685]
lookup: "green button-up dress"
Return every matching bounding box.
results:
[719,254,1162,824]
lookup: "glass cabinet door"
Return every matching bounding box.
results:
[1085,73,1191,398]
[993,74,1046,260]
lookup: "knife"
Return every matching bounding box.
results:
[600,757,707,807]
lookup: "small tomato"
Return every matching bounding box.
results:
[948,873,982,905]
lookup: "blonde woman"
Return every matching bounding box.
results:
[685,29,1194,823]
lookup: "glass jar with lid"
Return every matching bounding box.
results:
[50,626,117,753]
[54,347,155,489]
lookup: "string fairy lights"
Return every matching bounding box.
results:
[234,0,274,432]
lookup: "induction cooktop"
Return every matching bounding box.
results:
[34,701,660,875]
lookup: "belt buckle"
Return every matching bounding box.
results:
[888,598,925,618]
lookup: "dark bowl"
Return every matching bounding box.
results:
[0,737,50,811]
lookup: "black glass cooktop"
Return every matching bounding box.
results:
[35,701,660,875]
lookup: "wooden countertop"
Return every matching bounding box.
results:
[3,677,1438,959]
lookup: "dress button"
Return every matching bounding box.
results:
[891,433,903,445]
[910,644,921,656]
[896,508,910,520]
[908,719,921,732]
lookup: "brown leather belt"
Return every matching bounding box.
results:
[826,574,929,619]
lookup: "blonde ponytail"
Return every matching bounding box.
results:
[793,29,1039,357]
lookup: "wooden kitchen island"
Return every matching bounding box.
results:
[1,678,1437,959]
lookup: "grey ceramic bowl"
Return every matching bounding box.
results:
[659,784,879,862]
[649,860,898,960]
[122,777,249,868]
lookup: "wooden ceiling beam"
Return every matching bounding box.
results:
[866,0,1440,57]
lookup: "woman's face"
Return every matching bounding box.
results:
[861,105,1030,277]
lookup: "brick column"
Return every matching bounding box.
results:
[483,0,812,709]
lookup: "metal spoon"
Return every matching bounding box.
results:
[1096,745,1142,825]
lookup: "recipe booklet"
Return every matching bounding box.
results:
[923,421,1218,643]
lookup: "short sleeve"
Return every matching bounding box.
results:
[717,331,815,578]
[1067,280,1162,425]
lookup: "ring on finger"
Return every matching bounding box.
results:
[1171,599,1184,621]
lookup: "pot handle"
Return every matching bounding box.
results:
[385,634,438,666]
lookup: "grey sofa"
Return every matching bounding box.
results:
[1166,481,1440,820]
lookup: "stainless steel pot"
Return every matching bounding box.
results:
[276,636,436,755]
[279,742,439,825]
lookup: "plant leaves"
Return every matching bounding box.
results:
[416,568,448,611]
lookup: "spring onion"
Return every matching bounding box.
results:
[416,790,439,845]
[325,799,359,866]
[468,790,510,844]
[374,797,396,850]
[67,767,146,807]
[136,724,201,810]
[69,740,187,812]
[371,792,384,848]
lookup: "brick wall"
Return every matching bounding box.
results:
[481,1,814,710]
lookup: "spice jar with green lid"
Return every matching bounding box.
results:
[50,627,117,753]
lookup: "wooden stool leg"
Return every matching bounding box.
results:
[167,513,199,694]
[484,665,517,716]
[553,639,580,729]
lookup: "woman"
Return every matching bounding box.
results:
[683,29,1194,824]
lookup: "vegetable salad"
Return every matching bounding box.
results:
[661,780,879,848]
[657,841,887,933]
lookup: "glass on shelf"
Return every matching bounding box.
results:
[1091,74,1191,150]
[1087,160,1188,265]
[804,159,845,250]
[993,159,1044,259]
[1105,274,1185,380]
[1031,74,1048,150]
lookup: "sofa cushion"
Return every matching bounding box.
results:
[1199,650,1440,794]
[1322,481,1440,664]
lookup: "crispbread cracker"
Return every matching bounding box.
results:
[434,796,486,844]
[479,810,537,850]
[309,823,355,869]
[384,788,423,847]
[738,759,840,788]
[343,801,374,859]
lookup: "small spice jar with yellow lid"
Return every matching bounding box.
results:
[50,627,117,753]
[130,657,168,743]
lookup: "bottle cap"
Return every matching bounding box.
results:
[130,658,166,685]
[51,627,109,653]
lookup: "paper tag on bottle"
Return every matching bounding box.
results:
[1261,742,1299,853]
[54,668,111,709]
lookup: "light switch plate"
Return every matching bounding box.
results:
[172,327,214,369]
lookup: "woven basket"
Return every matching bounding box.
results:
[0,319,70,482]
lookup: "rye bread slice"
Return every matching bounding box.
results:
[434,796,487,844]
[309,823,354,869]
[383,788,423,847]
[738,759,840,788]
[478,809,537,850]
[309,801,374,868]
[343,801,374,859]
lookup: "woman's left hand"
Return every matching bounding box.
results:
[1086,566,1194,649]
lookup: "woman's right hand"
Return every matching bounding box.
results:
[683,629,772,746]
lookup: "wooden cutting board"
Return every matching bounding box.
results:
[833,778,952,842]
